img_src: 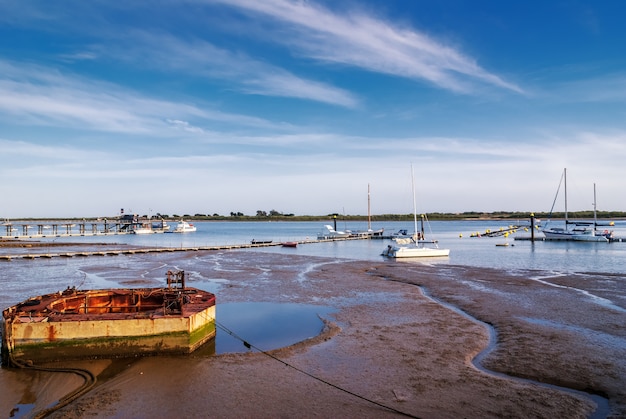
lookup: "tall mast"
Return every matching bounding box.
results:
[593,182,598,228]
[367,183,371,230]
[563,168,567,228]
[411,164,418,238]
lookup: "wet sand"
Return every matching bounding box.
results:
[2,251,625,418]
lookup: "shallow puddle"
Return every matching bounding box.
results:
[213,302,334,354]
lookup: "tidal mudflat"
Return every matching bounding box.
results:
[1,249,624,418]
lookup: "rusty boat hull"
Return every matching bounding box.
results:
[1,273,216,365]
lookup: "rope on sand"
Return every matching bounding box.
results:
[215,320,421,419]
[8,354,97,419]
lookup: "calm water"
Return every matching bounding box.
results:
[4,220,626,274]
[215,302,334,354]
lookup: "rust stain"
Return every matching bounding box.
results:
[47,324,56,341]
[2,270,216,364]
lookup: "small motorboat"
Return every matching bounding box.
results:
[281,241,298,248]
[317,225,350,239]
[251,239,273,245]
[131,223,153,234]
[173,220,197,233]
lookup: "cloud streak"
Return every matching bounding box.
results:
[96,31,360,108]
[0,59,291,135]
[209,0,523,94]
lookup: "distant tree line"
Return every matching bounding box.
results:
[8,210,626,222]
[133,210,626,222]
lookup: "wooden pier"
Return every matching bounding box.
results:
[0,235,371,261]
[1,216,169,239]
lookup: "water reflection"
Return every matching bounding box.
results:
[214,302,334,354]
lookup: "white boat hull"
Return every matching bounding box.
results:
[543,228,609,242]
[542,229,574,240]
[132,228,153,235]
[174,228,197,233]
[572,234,609,242]
[173,221,197,233]
[317,225,350,239]
[383,245,449,258]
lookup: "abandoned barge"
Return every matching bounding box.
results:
[1,270,216,365]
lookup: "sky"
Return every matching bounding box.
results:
[1,0,625,218]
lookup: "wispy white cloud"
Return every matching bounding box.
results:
[0,139,107,161]
[208,0,523,94]
[166,119,205,134]
[96,31,359,108]
[239,70,359,107]
[0,2,360,108]
[57,51,99,63]
[0,59,290,134]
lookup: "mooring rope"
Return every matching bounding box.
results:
[8,354,97,419]
[5,310,417,418]
[214,320,420,419]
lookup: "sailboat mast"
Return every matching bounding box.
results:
[367,183,371,230]
[411,165,418,238]
[593,182,598,228]
[563,168,567,228]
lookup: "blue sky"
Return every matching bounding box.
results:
[1,1,625,218]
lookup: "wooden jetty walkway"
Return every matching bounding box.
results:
[1,216,171,239]
[0,236,368,261]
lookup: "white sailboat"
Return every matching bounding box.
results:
[382,166,450,258]
[345,184,384,237]
[542,169,608,242]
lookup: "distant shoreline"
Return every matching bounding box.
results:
[3,211,625,223]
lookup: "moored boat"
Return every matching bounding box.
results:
[1,270,216,365]
[571,232,609,242]
[251,239,273,244]
[382,165,449,259]
[347,228,385,238]
[131,222,153,234]
[173,220,197,233]
[151,220,170,232]
[347,184,385,238]
[317,225,351,239]
[383,244,450,258]
[542,169,613,241]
